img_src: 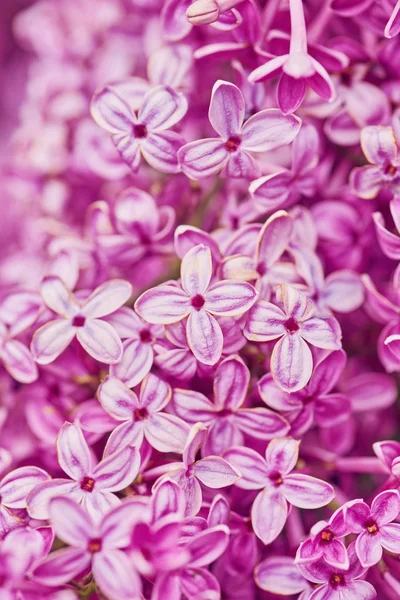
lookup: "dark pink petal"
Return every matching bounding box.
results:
[76,319,123,364]
[380,523,400,553]
[282,474,335,508]
[174,224,221,262]
[355,530,382,568]
[314,393,350,427]
[373,440,400,471]
[186,310,223,365]
[82,280,132,319]
[241,109,301,152]
[223,446,268,489]
[301,316,342,350]
[57,422,93,481]
[97,375,139,420]
[214,354,249,410]
[258,373,303,411]
[110,338,153,388]
[93,446,140,491]
[33,547,90,587]
[139,85,187,131]
[248,54,287,83]
[92,550,142,600]
[251,487,288,544]
[331,0,373,16]
[178,138,228,180]
[361,126,397,166]
[135,285,191,324]
[193,456,240,488]
[277,74,306,115]
[152,573,181,600]
[91,85,134,134]
[265,437,299,474]
[1,339,38,384]
[371,490,400,526]
[49,497,93,547]
[255,556,308,594]
[31,318,76,365]
[307,60,335,101]
[187,525,229,567]
[323,539,349,570]
[309,350,346,396]
[235,408,290,439]
[345,500,370,533]
[205,280,257,316]
[40,275,78,317]
[161,0,192,42]
[350,165,382,199]
[0,466,49,509]
[243,301,286,341]
[208,80,244,138]
[373,212,400,260]
[145,413,189,453]
[204,420,243,456]
[271,333,313,393]
[140,131,184,174]
[181,244,212,296]
[180,568,220,599]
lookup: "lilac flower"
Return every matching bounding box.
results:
[27,422,140,520]
[298,542,376,600]
[31,277,132,364]
[178,80,301,180]
[173,355,289,455]
[91,83,188,173]
[344,490,400,567]
[97,373,189,454]
[350,126,400,199]
[33,497,142,600]
[244,284,342,392]
[248,0,336,114]
[152,423,241,516]
[225,437,335,544]
[135,244,257,365]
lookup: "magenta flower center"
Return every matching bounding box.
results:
[225,135,241,152]
[133,123,147,138]
[284,317,300,333]
[384,163,397,177]
[134,407,148,420]
[330,573,345,588]
[365,519,379,534]
[88,538,102,553]
[256,262,267,277]
[139,329,152,344]
[191,294,205,310]
[268,470,283,487]
[217,408,233,418]
[80,476,95,492]
[320,529,334,544]
[72,314,86,327]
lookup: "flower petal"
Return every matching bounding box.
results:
[371,490,400,526]
[355,530,382,568]
[277,74,306,115]
[93,446,140,491]
[93,550,143,600]
[350,165,383,199]
[27,479,80,520]
[282,474,335,508]
[56,422,92,481]
[271,334,313,393]
[361,126,397,166]
[193,456,240,488]
[135,285,191,324]
[97,375,138,420]
[214,354,249,410]
[49,497,93,547]
[181,244,212,296]
[40,275,78,317]
[77,319,123,364]
[91,85,134,134]
[208,80,244,138]
[1,340,38,384]
[0,466,49,509]
[186,310,223,365]
[235,408,290,439]
[205,280,257,316]
[265,437,299,474]
[139,85,188,130]
[223,447,268,489]
[31,319,76,365]
[110,338,153,389]
[301,316,342,350]
[145,413,189,453]
[244,300,286,341]
[251,487,288,544]
[82,280,132,318]
[241,109,301,152]
[186,525,229,567]
[140,130,184,174]
[178,138,228,180]
[255,556,308,594]
[33,547,90,587]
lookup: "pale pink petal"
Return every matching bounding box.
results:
[110,338,154,388]
[380,523,400,553]
[104,420,144,456]
[205,280,257,316]
[251,487,288,544]
[186,525,229,567]
[235,408,290,439]
[91,85,134,134]
[204,420,243,456]
[208,80,245,138]
[186,310,223,365]
[180,568,220,599]
[340,582,377,600]
[178,138,228,180]
[223,149,261,179]
[256,210,293,269]
[1,339,38,384]
[33,547,90,587]
[31,319,76,365]
[140,130,184,174]
[169,471,202,516]
[324,539,349,570]
[223,447,268,489]
[292,122,319,175]
[323,271,364,313]
[49,497,93,547]
[266,437,299,474]
[361,126,397,166]
[255,556,308,594]
[374,210,400,260]
[371,490,400,526]
[385,0,400,38]
[301,316,342,350]
[135,285,191,324]
[0,466,49,509]
[280,285,315,321]
[173,389,214,422]
[282,474,335,508]
[355,530,382,568]
[181,244,212,296]
[76,319,123,364]
[241,109,301,152]
[277,74,307,115]
[244,301,286,341]
[271,334,313,393]
[97,375,138,420]
[93,446,140,491]
[139,85,187,131]
[56,422,92,481]
[82,280,132,318]
[350,165,383,199]
[112,133,141,171]
[40,275,78,317]
[27,479,80,520]
[248,55,287,82]
[93,550,142,600]
[214,354,249,410]
[183,423,208,466]
[145,413,189,453]
[250,171,292,211]
[258,373,303,411]
[193,456,240,488]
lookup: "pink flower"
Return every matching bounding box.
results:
[344,490,400,568]
[97,373,189,454]
[225,437,335,544]
[244,284,342,392]
[151,423,241,516]
[350,126,400,199]
[135,244,258,365]
[27,422,140,520]
[33,497,142,600]
[173,355,289,455]
[178,80,301,180]
[31,276,132,364]
[248,0,336,114]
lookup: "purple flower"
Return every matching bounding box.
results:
[31,277,132,364]
[178,80,301,180]
[173,354,289,454]
[27,422,140,520]
[97,373,189,454]
[225,437,335,544]
[91,83,188,173]
[344,490,400,567]
[33,497,142,600]
[244,284,342,392]
[135,244,258,365]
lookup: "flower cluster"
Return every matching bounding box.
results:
[2,0,400,598]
